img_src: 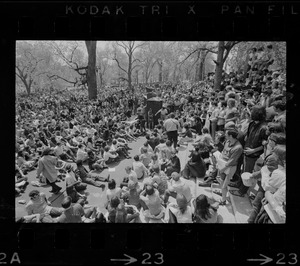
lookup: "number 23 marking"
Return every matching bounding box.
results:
[141,253,164,265]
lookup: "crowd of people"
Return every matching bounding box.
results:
[16,46,287,223]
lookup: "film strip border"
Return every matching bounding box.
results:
[1,224,298,264]
[0,1,299,39]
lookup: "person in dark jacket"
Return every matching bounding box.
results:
[165,150,181,177]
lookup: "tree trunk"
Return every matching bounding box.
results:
[98,71,102,87]
[25,82,31,96]
[243,53,250,79]
[135,70,139,84]
[194,51,201,82]
[128,54,133,92]
[202,56,206,78]
[214,41,225,91]
[158,60,163,82]
[85,41,97,100]
[199,59,204,81]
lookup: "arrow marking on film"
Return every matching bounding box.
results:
[247,254,273,265]
[111,254,137,265]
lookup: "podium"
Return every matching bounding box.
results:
[146,97,163,125]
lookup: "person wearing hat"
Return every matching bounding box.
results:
[36,147,62,194]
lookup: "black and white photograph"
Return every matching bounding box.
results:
[15,40,286,224]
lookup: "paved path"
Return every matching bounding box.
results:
[16,135,245,223]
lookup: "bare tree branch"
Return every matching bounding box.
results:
[179,46,217,66]
[132,64,141,71]
[113,55,128,74]
[132,58,142,65]
[47,74,77,85]
[116,41,130,57]
[132,42,146,53]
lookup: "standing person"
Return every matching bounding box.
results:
[155,106,168,121]
[36,147,62,194]
[230,105,268,197]
[147,108,154,130]
[209,102,219,141]
[225,98,238,124]
[217,101,227,132]
[213,128,243,205]
[164,113,180,149]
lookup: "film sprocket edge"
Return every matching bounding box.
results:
[1,0,299,265]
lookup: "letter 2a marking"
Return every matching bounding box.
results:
[0,252,21,264]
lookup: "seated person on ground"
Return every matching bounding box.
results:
[103,145,119,164]
[25,190,63,223]
[167,194,193,223]
[76,144,89,162]
[163,172,193,205]
[191,194,221,223]
[178,123,194,146]
[132,155,148,180]
[106,179,122,203]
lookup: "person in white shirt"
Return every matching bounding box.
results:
[262,145,286,193]
[154,139,167,160]
[111,139,130,159]
[65,164,87,204]
[103,146,118,164]
[139,141,154,154]
[76,144,89,162]
[140,147,152,168]
[163,113,180,149]
[120,166,139,189]
[85,125,97,138]
[163,172,193,205]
